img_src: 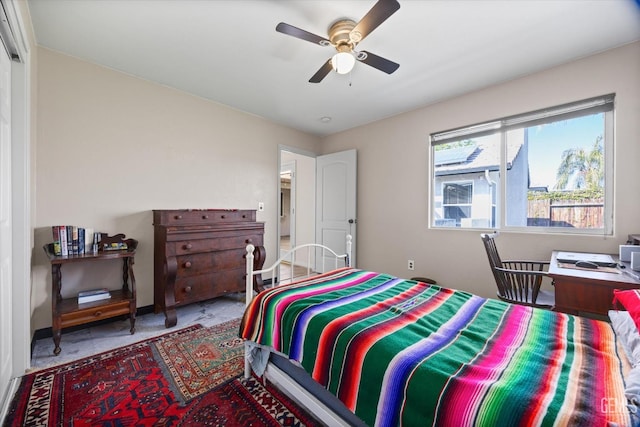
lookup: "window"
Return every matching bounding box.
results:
[430,94,614,234]
[442,182,472,227]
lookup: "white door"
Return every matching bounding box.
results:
[0,41,12,402]
[316,149,357,270]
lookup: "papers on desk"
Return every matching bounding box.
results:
[619,262,640,281]
[556,251,616,266]
[557,262,620,274]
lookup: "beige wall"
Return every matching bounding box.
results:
[17,0,38,249]
[32,47,321,330]
[32,41,640,330]
[320,42,640,298]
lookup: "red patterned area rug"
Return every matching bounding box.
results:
[4,319,321,426]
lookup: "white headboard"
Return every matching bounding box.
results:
[245,235,352,306]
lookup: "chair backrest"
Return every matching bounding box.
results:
[481,232,507,296]
[480,232,551,308]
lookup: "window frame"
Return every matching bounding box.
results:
[441,180,474,227]
[429,94,615,235]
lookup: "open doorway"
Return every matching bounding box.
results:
[278,147,357,281]
[279,148,316,282]
[280,162,295,255]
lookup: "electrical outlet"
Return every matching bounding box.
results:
[258,202,264,212]
[408,260,415,270]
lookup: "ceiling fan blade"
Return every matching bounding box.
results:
[309,60,333,83]
[357,51,399,74]
[351,0,400,43]
[276,22,331,46]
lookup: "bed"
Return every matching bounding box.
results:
[240,239,638,427]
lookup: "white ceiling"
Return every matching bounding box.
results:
[27,0,640,136]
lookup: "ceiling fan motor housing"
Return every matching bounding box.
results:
[329,19,358,50]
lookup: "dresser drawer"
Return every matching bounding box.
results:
[175,268,245,305]
[175,249,247,278]
[154,209,255,226]
[173,233,263,255]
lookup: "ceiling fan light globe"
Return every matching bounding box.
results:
[331,52,355,74]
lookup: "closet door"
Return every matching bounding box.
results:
[0,40,12,401]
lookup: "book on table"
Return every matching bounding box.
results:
[78,288,111,304]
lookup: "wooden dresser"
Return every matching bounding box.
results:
[153,209,264,327]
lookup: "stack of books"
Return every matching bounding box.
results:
[77,288,111,304]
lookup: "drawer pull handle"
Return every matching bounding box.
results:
[175,215,183,220]
[94,311,102,317]
[221,215,226,219]
[242,214,247,218]
[185,286,192,293]
[184,243,193,250]
[246,238,252,244]
[202,215,209,219]
[184,261,192,268]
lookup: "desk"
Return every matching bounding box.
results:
[549,250,640,317]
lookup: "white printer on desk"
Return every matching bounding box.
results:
[620,245,640,271]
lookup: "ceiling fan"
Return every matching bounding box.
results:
[276,0,401,83]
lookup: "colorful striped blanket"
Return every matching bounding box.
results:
[241,268,631,426]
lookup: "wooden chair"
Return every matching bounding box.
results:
[480,232,555,309]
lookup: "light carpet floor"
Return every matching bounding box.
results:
[30,295,246,370]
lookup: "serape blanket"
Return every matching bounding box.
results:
[241,268,631,427]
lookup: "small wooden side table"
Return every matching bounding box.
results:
[43,233,138,355]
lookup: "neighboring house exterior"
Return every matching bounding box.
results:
[433,129,528,228]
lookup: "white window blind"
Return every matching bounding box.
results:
[431,94,614,146]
